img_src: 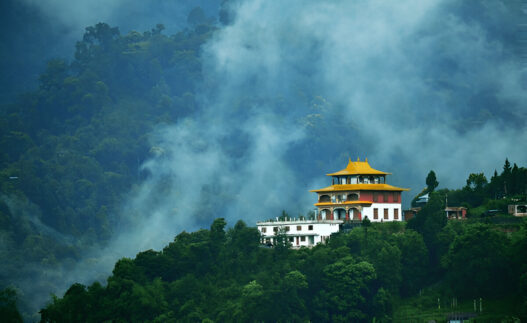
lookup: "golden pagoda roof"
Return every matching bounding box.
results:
[310,183,409,193]
[326,158,391,176]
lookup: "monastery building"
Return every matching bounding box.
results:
[257,158,409,248]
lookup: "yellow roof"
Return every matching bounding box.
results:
[326,158,390,176]
[311,183,409,193]
[314,201,373,206]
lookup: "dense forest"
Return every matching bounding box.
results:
[30,162,526,322]
[0,10,218,320]
[38,209,527,321]
[1,0,527,321]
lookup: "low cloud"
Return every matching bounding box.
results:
[8,0,527,318]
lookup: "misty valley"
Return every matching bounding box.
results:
[1,0,527,322]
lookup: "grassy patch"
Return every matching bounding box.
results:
[392,292,525,322]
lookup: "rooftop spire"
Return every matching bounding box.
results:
[326,158,391,176]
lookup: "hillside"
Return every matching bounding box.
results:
[0,19,215,319]
[38,214,527,322]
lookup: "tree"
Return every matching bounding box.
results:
[503,158,512,195]
[187,7,208,27]
[464,172,488,206]
[274,226,291,254]
[0,288,22,323]
[362,216,371,247]
[443,224,512,297]
[210,218,227,245]
[407,192,447,276]
[281,270,309,320]
[465,173,487,191]
[426,170,439,192]
[394,230,429,295]
[316,257,376,321]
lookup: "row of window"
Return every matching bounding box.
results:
[373,192,399,203]
[264,236,312,244]
[261,225,314,233]
[320,192,400,203]
[289,236,307,242]
[332,175,386,185]
[373,208,399,220]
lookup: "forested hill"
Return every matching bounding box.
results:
[39,214,527,322]
[0,15,216,319]
[1,20,211,236]
[35,161,527,321]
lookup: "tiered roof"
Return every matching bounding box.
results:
[311,183,408,193]
[311,158,409,193]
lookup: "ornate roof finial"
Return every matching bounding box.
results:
[357,157,360,161]
[365,157,368,162]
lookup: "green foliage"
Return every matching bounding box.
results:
[39,217,527,322]
[407,191,447,276]
[0,287,23,323]
[443,224,512,297]
[317,257,376,321]
[1,20,216,318]
[426,170,439,192]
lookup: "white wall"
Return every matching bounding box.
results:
[362,203,402,222]
[257,220,341,247]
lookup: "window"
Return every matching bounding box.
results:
[285,226,290,232]
[261,227,267,233]
[297,226,302,231]
[383,192,389,202]
[300,236,306,242]
[394,208,399,220]
[273,227,278,233]
[373,192,379,202]
[393,192,399,202]
[374,208,378,219]
[384,208,388,219]
[308,225,313,230]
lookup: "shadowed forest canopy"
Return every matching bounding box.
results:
[39,216,527,322]
[0,17,217,320]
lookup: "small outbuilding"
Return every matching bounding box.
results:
[445,206,467,220]
[509,204,527,217]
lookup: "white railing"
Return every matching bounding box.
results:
[256,218,344,225]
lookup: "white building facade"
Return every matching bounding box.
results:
[257,219,341,248]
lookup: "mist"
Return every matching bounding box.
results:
[97,0,527,287]
[3,0,527,320]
